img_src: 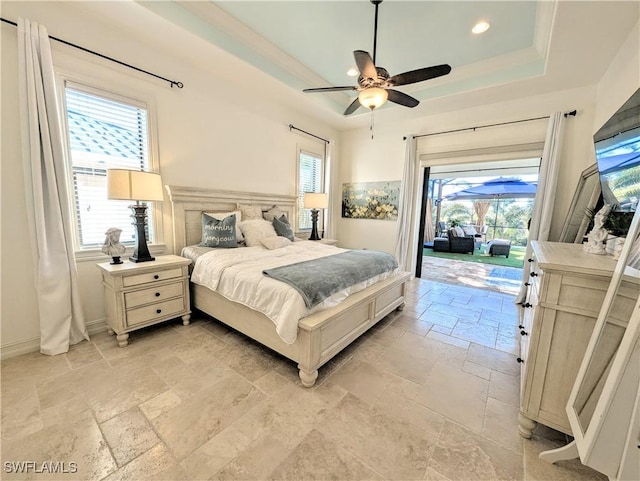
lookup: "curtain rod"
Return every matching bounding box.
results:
[289,124,329,144]
[1,17,184,89]
[403,110,577,141]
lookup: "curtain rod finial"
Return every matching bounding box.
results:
[564,109,577,117]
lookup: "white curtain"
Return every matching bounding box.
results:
[394,135,418,272]
[516,112,566,303]
[324,139,337,239]
[18,18,89,355]
[424,201,435,242]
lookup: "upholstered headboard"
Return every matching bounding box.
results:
[165,185,297,254]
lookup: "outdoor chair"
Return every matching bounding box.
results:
[447,228,475,254]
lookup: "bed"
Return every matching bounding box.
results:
[165,185,411,387]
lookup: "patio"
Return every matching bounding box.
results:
[420,254,523,295]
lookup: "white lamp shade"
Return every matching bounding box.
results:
[303,192,328,209]
[358,87,388,110]
[107,169,164,202]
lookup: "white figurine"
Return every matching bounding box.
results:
[102,227,126,263]
[584,204,612,255]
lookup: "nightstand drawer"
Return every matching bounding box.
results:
[126,297,185,327]
[123,268,184,287]
[124,282,184,309]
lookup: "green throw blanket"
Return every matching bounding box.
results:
[263,250,398,309]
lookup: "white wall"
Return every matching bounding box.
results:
[0,2,339,357]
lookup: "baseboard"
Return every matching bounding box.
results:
[0,318,108,361]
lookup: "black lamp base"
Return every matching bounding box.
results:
[309,209,321,241]
[129,204,155,263]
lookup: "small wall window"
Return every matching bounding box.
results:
[297,149,324,231]
[61,82,158,249]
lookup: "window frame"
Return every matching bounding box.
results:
[296,147,326,234]
[56,75,165,260]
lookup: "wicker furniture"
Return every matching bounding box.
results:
[447,229,475,254]
[489,239,511,257]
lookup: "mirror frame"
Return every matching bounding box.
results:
[565,207,640,476]
[559,163,601,243]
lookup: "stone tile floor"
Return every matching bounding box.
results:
[0,278,606,480]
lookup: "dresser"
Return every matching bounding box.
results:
[518,241,639,438]
[98,255,192,347]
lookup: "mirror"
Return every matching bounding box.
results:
[560,163,602,243]
[563,207,640,478]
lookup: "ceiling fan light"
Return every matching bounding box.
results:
[472,20,490,34]
[358,87,388,110]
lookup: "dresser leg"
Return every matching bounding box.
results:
[182,314,191,326]
[518,412,537,438]
[107,328,115,336]
[298,368,318,388]
[116,333,129,347]
[396,302,406,311]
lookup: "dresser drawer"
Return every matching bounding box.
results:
[123,267,184,287]
[126,297,186,327]
[124,281,184,309]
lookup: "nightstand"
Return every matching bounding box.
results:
[318,238,338,246]
[97,255,192,347]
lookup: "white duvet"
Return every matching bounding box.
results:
[190,241,396,344]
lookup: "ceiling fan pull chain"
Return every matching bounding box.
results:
[370,111,375,140]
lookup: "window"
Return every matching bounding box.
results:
[297,149,324,230]
[62,83,157,249]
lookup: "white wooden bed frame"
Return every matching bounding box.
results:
[165,186,411,387]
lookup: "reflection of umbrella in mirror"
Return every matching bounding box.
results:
[444,177,537,239]
[597,152,640,175]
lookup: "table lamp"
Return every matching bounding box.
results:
[303,192,328,241]
[107,169,163,262]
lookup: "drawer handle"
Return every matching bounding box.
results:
[155,292,161,297]
[530,272,538,277]
[528,258,534,263]
[520,330,528,336]
[524,282,530,286]
[156,309,162,314]
[154,274,160,280]
[517,357,524,364]
[523,302,532,308]
[518,324,524,329]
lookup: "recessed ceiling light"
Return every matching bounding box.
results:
[472,21,490,34]
[347,67,359,77]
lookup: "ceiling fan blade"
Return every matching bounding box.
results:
[388,64,452,86]
[387,89,419,108]
[354,50,377,80]
[303,86,357,93]
[344,98,361,115]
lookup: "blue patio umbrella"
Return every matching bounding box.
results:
[444,177,537,238]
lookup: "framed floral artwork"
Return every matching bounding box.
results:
[341,181,400,220]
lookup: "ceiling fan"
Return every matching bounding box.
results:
[303,0,452,116]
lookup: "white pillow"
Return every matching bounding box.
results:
[455,226,465,237]
[462,225,477,236]
[237,203,264,221]
[260,236,292,250]
[239,219,278,247]
[205,210,243,241]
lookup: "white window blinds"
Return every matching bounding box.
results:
[297,150,324,230]
[63,85,155,248]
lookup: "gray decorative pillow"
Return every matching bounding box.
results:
[272,215,294,241]
[200,213,237,248]
[263,205,284,221]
